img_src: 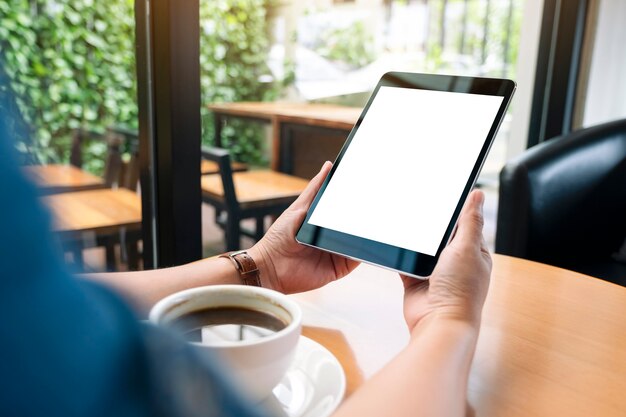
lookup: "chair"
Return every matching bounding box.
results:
[70,128,123,187]
[201,158,248,175]
[64,127,141,270]
[496,118,626,286]
[106,126,142,268]
[201,147,309,251]
[106,126,139,191]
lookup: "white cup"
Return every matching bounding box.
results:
[149,285,302,401]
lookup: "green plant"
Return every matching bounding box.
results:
[200,0,284,166]
[0,0,283,171]
[0,0,137,173]
[314,20,376,70]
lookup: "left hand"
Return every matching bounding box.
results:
[401,190,492,336]
[249,162,360,294]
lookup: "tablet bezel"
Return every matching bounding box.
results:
[295,72,516,278]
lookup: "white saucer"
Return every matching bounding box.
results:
[262,336,346,417]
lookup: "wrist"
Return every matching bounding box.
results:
[409,313,481,341]
[247,244,279,291]
[217,250,263,287]
[405,316,480,379]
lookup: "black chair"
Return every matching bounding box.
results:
[496,118,626,286]
[201,147,308,251]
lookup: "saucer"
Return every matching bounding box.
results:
[262,336,346,417]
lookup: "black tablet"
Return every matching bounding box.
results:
[296,72,515,278]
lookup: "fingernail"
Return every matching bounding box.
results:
[476,191,485,213]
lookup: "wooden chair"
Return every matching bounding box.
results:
[107,127,141,268]
[102,125,249,177]
[64,127,141,270]
[70,128,123,187]
[201,158,248,175]
[106,126,139,191]
[201,147,309,251]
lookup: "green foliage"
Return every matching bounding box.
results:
[422,0,523,79]
[0,0,282,170]
[314,20,376,70]
[0,0,136,169]
[200,0,283,166]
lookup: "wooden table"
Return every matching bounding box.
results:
[208,102,362,178]
[291,254,626,416]
[23,164,105,194]
[42,188,142,237]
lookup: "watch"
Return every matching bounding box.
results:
[218,250,262,287]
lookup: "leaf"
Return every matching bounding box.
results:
[66,10,82,25]
[85,33,106,49]
[15,13,31,26]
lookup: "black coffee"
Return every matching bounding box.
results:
[170,306,288,343]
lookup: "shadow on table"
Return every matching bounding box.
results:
[302,325,364,397]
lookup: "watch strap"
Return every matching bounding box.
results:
[218,250,262,287]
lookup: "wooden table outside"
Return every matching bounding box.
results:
[208,102,362,177]
[291,254,626,416]
[23,164,105,194]
[42,188,142,238]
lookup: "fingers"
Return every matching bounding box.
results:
[451,190,485,249]
[291,161,333,210]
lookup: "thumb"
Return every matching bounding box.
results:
[451,190,485,248]
[290,161,332,210]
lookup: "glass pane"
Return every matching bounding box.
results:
[200,0,283,255]
[1,0,143,272]
[579,0,626,127]
[273,0,524,179]
[200,0,530,255]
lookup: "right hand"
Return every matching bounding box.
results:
[401,190,492,336]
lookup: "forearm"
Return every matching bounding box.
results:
[333,318,479,417]
[83,248,266,315]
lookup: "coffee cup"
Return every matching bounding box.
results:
[149,285,302,401]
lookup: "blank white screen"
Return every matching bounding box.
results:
[308,86,503,256]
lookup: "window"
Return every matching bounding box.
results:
[269,0,526,178]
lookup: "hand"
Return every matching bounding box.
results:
[249,162,360,294]
[401,190,492,335]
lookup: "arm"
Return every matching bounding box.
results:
[333,190,491,417]
[334,319,477,417]
[85,161,359,314]
[85,254,252,315]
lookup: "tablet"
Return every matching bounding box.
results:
[296,72,515,278]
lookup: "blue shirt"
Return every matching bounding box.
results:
[0,96,267,417]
